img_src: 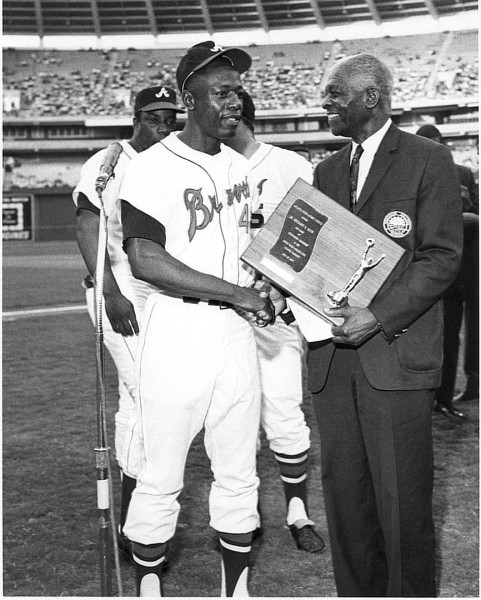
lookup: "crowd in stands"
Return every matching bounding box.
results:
[3,32,478,189]
[3,31,478,117]
[3,157,83,190]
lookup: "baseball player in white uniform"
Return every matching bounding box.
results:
[225,90,325,554]
[119,42,276,597]
[73,85,183,561]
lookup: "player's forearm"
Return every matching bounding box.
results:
[126,238,267,313]
[76,210,122,296]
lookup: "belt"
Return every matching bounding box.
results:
[82,274,94,289]
[182,296,232,310]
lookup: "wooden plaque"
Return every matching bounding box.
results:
[242,178,406,324]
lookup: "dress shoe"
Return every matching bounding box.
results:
[289,524,325,553]
[434,402,466,419]
[118,531,170,570]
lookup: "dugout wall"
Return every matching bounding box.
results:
[3,187,76,242]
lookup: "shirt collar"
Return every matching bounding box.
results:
[351,118,392,159]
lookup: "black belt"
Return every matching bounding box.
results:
[182,296,232,309]
[82,274,94,289]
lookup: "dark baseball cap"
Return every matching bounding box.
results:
[176,41,252,92]
[134,85,184,113]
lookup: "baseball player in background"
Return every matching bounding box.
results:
[73,85,183,562]
[225,91,325,554]
[119,41,276,597]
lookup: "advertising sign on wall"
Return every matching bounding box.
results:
[3,195,33,240]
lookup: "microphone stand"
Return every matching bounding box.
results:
[93,144,124,596]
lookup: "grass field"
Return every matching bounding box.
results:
[2,240,479,597]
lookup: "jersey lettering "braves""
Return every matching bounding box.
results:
[119,133,258,288]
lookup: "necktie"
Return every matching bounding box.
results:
[350,145,364,211]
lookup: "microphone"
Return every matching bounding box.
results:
[95,142,123,198]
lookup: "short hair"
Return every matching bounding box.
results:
[336,54,393,112]
[416,124,442,141]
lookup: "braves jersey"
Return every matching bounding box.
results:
[119,132,259,288]
[250,142,313,230]
[73,140,149,275]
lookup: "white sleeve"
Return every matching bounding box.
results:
[118,154,164,222]
[291,153,314,186]
[72,151,104,209]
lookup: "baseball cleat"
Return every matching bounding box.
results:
[289,524,326,553]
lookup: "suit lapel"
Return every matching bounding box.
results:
[333,145,351,210]
[354,124,399,214]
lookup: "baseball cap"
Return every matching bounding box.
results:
[134,85,184,113]
[176,41,252,92]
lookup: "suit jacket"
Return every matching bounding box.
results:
[308,123,463,392]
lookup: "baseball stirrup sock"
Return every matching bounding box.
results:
[119,472,136,532]
[218,532,253,597]
[275,450,309,518]
[132,541,167,597]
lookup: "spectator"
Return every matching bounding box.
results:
[417,124,479,417]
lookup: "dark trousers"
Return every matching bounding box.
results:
[437,291,464,403]
[312,348,436,597]
[464,298,479,378]
[438,216,480,403]
[437,290,479,404]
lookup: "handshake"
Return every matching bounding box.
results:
[235,279,287,328]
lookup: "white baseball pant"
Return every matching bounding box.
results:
[123,294,261,545]
[85,266,151,477]
[255,319,310,455]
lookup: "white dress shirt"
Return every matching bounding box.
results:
[351,118,392,200]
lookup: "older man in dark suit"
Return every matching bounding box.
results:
[309,54,463,597]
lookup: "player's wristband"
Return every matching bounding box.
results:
[280,309,295,326]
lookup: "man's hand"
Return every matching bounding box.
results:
[254,289,276,327]
[253,279,287,317]
[324,306,380,346]
[233,286,275,327]
[104,291,139,337]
